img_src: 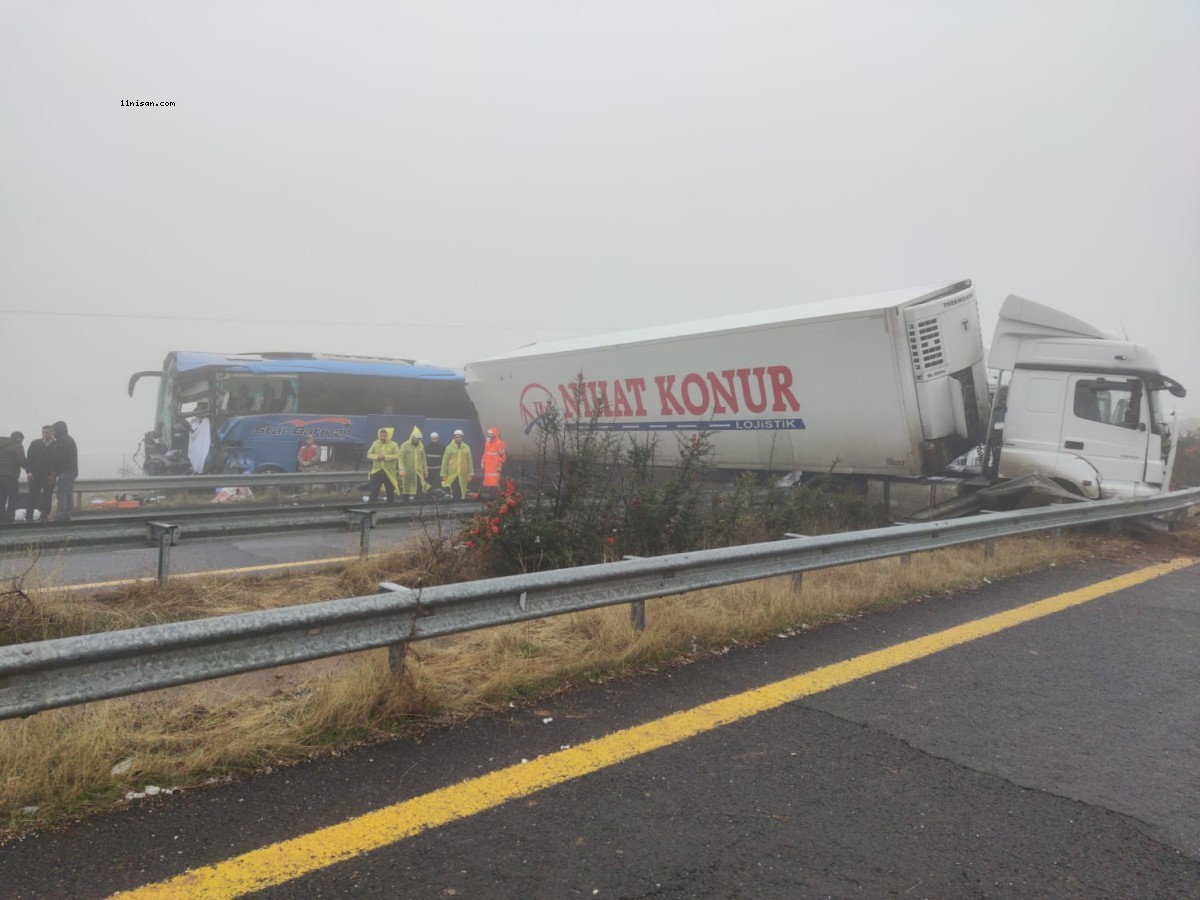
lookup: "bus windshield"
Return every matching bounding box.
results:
[130,352,482,475]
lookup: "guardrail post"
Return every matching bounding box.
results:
[784,534,808,588]
[1051,527,1062,546]
[622,556,646,631]
[346,508,377,560]
[983,539,995,559]
[145,522,181,586]
[378,582,411,673]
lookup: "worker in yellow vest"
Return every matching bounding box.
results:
[399,426,428,502]
[440,429,474,500]
[367,426,402,504]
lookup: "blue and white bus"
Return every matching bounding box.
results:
[129,352,483,474]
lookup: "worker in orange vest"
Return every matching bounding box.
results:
[480,427,507,498]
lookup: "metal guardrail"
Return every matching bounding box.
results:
[0,498,479,551]
[72,471,367,494]
[1,488,1197,720]
[0,500,481,581]
[46,471,368,512]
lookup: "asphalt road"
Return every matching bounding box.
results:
[1,555,1196,898]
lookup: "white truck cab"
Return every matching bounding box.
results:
[986,296,1186,499]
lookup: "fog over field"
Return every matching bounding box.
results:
[2,2,1197,476]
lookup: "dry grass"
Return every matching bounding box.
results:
[0,528,1117,836]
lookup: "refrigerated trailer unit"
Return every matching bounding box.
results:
[466,281,990,477]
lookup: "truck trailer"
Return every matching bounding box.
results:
[464,280,1186,513]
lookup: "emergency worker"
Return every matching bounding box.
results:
[480,427,507,498]
[440,429,474,500]
[425,432,444,485]
[366,426,402,504]
[398,426,428,501]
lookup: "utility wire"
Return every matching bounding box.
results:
[0,308,556,332]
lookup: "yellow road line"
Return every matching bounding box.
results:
[113,557,1196,900]
[50,556,363,593]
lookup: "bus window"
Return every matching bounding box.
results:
[422,380,476,419]
[297,375,419,415]
[217,377,297,415]
[375,379,420,415]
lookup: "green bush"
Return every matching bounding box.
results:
[459,386,889,576]
[1171,426,1200,488]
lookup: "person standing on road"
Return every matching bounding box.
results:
[440,429,474,500]
[24,425,55,524]
[425,432,443,493]
[366,426,402,504]
[0,431,26,524]
[398,426,428,502]
[480,427,507,498]
[297,434,320,494]
[49,421,78,523]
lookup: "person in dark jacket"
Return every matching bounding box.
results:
[425,432,444,497]
[0,431,26,524]
[50,421,78,523]
[24,425,55,524]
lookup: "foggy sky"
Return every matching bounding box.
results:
[2,1,1198,475]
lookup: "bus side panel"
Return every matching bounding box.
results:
[216,414,483,473]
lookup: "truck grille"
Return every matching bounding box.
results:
[907,318,945,373]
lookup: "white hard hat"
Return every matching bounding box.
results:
[453,429,464,436]
[430,432,439,440]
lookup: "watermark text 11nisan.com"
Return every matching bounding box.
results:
[121,100,176,107]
